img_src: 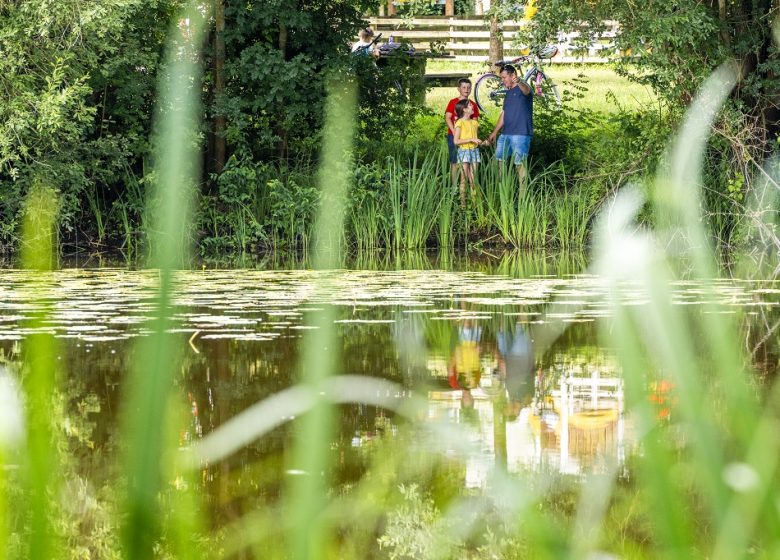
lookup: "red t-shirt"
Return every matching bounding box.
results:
[445,98,480,136]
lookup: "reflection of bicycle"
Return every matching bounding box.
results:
[474,46,561,118]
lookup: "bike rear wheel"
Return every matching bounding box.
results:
[474,73,506,120]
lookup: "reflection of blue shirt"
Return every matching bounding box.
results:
[459,326,482,343]
[503,85,533,136]
[498,327,534,402]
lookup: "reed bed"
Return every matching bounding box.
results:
[346,149,604,252]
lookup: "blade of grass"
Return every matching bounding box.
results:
[118,5,206,559]
[285,75,357,560]
[595,187,697,555]
[19,181,60,560]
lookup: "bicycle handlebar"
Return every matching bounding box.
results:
[368,33,383,47]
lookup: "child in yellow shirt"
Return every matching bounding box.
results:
[453,99,483,204]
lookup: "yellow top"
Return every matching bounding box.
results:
[523,0,537,20]
[454,119,479,150]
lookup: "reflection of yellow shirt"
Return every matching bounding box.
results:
[454,341,480,380]
[454,119,479,150]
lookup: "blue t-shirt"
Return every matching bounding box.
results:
[502,85,533,136]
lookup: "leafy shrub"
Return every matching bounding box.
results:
[266,177,319,249]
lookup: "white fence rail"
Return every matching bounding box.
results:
[368,17,619,63]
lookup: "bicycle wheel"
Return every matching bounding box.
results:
[526,70,561,107]
[474,73,506,120]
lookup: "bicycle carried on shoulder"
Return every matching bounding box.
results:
[474,46,561,118]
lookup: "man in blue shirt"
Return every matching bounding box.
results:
[486,64,532,193]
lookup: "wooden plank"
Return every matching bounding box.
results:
[370,16,618,28]
[424,72,472,78]
[444,55,610,63]
[439,43,523,50]
[370,17,528,27]
[424,72,472,86]
[393,42,516,49]
[372,30,520,39]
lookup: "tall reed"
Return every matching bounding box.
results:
[387,150,445,249]
[19,182,60,560]
[590,62,780,558]
[117,4,206,559]
[349,190,385,251]
[550,168,599,249]
[286,75,357,560]
[480,160,551,248]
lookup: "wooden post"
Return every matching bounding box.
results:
[445,0,454,16]
[387,0,396,16]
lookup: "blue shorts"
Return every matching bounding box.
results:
[447,135,458,164]
[496,134,531,165]
[457,148,481,164]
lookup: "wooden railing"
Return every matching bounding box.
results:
[368,17,618,63]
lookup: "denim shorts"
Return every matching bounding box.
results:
[495,134,531,165]
[457,148,481,164]
[447,134,458,164]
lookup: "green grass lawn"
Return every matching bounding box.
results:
[424,61,657,115]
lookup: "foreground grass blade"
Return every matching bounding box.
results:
[285,76,357,560]
[118,5,205,559]
[19,183,60,560]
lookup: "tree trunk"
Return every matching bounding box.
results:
[489,10,503,66]
[276,25,289,160]
[213,0,226,174]
[387,0,396,17]
[445,0,454,16]
[717,0,729,45]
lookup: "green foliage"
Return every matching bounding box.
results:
[377,484,453,559]
[350,54,431,161]
[0,0,182,250]
[267,176,319,250]
[517,0,780,165]
[217,0,376,160]
[348,161,391,250]
[200,155,267,254]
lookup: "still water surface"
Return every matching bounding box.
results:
[0,256,776,513]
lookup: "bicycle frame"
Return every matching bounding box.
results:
[473,51,561,113]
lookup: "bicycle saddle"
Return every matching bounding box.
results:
[534,45,558,59]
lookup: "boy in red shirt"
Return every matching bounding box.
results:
[445,78,480,186]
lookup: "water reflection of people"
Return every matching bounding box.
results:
[497,323,535,420]
[448,318,482,412]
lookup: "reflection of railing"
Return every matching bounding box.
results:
[368,16,619,62]
[555,368,625,474]
[426,364,628,484]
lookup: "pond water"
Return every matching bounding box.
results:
[1,253,778,533]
